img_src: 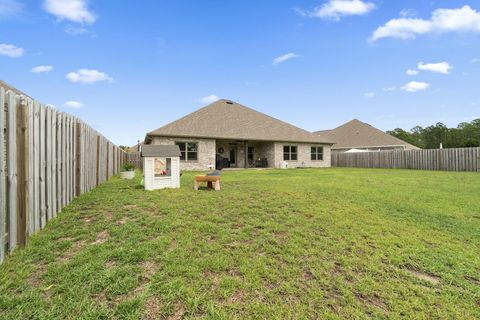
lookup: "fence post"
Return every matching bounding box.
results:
[0,88,6,262]
[477,147,480,172]
[7,92,18,252]
[75,121,81,196]
[16,98,28,247]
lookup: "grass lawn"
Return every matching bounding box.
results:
[1,168,480,319]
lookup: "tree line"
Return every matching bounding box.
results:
[387,118,480,149]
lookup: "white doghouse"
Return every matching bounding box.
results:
[142,145,181,190]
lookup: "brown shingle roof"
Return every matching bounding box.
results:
[147,99,334,144]
[314,119,419,150]
[141,145,181,157]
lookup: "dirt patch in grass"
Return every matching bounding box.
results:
[105,211,113,220]
[332,262,342,277]
[204,270,221,290]
[56,237,73,242]
[228,268,242,278]
[465,275,480,286]
[92,231,109,245]
[92,291,112,308]
[226,290,245,304]
[167,302,185,320]
[27,265,46,287]
[124,204,138,209]
[57,240,85,263]
[105,260,116,268]
[303,269,315,282]
[116,217,129,225]
[143,296,162,320]
[327,286,343,314]
[114,261,160,304]
[83,217,95,224]
[141,261,159,279]
[406,268,441,285]
[273,231,288,241]
[116,282,147,303]
[356,293,389,314]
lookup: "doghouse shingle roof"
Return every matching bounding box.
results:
[141,145,182,157]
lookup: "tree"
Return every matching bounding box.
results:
[387,118,480,149]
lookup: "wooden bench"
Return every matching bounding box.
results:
[194,175,221,191]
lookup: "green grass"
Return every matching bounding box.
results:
[1,168,480,319]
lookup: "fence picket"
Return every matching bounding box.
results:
[0,88,6,262]
[332,147,480,172]
[7,92,18,251]
[0,84,126,264]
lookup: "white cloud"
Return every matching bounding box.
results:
[363,92,375,98]
[401,81,430,92]
[65,25,90,35]
[382,86,396,91]
[472,58,480,63]
[272,53,300,65]
[418,61,452,74]
[302,0,376,20]
[44,0,96,24]
[30,65,53,73]
[197,94,220,104]
[406,69,419,75]
[399,9,417,18]
[0,43,24,57]
[0,0,23,17]
[370,5,480,42]
[63,101,83,109]
[66,69,114,84]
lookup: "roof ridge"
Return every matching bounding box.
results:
[146,99,334,144]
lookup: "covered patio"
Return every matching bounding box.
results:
[215,139,275,169]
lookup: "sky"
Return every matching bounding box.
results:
[1,0,480,146]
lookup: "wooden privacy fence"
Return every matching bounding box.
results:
[331,147,480,172]
[1,87,127,264]
[126,152,142,169]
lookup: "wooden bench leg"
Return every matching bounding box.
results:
[214,180,220,191]
[207,181,213,189]
[194,180,199,190]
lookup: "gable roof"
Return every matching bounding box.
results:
[313,119,419,150]
[147,99,333,144]
[141,145,181,157]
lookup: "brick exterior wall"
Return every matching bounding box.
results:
[152,137,215,171]
[151,136,332,170]
[273,143,331,168]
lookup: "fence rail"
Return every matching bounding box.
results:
[331,147,480,172]
[1,86,127,263]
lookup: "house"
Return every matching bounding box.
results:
[314,119,419,153]
[145,99,334,170]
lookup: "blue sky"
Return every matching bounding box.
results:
[1,0,480,146]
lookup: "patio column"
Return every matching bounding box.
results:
[244,141,248,169]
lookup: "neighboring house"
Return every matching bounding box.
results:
[128,142,143,153]
[145,99,334,170]
[314,119,419,153]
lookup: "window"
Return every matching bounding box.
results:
[283,145,297,161]
[311,146,324,160]
[154,158,171,177]
[175,142,198,161]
